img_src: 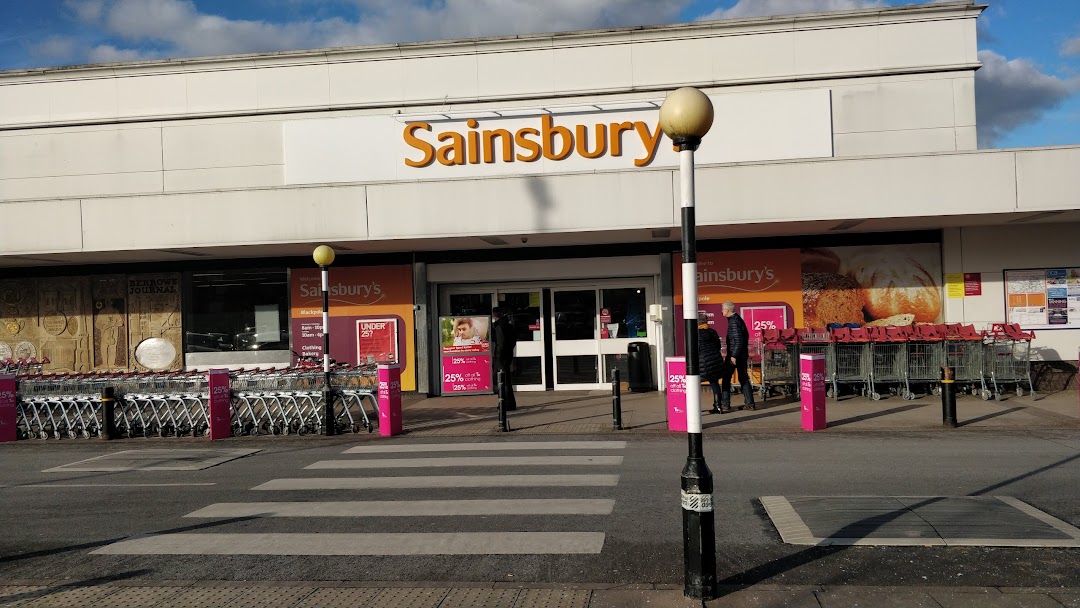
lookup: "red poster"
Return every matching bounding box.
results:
[0,375,15,442]
[964,273,982,296]
[357,318,398,364]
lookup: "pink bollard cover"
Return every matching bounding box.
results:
[0,375,15,442]
[665,357,688,432]
[208,369,232,440]
[378,364,403,437]
[800,354,827,431]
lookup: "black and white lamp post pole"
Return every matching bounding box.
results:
[658,87,716,601]
[313,245,336,436]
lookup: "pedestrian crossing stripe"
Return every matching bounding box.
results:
[252,474,620,490]
[184,499,615,518]
[342,441,626,454]
[91,532,606,555]
[304,455,623,469]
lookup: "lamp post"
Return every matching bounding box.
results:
[658,87,716,601]
[313,245,336,436]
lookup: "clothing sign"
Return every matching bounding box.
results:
[665,357,687,433]
[439,316,493,395]
[378,364,403,437]
[799,354,827,431]
[0,375,15,442]
[441,354,492,394]
[208,369,232,440]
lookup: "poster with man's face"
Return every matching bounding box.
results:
[440,316,490,354]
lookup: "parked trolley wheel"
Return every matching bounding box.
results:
[871,392,881,401]
[980,389,992,401]
[995,392,1004,402]
[1016,387,1025,397]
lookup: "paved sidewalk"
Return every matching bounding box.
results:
[398,386,1080,437]
[2,580,1079,607]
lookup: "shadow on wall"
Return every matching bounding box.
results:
[525,176,554,234]
[1031,347,1078,391]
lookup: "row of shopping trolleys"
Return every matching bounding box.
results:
[12,365,380,440]
[757,323,1036,402]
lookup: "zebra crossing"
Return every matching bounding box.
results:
[92,440,626,557]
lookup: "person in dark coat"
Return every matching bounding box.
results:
[491,307,517,411]
[697,311,727,414]
[720,301,756,411]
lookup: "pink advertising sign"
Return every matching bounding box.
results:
[357,318,398,364]
[208,369,232,440]
[742,305,788,333]
[441,354,492,394]
[378,364,403,437]
[665,357,688,432]
[800,354,827,431]
[0,375,16,442]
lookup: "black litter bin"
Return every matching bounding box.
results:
[627,342,655,392]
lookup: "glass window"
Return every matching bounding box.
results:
[449,293,492,316]
[601,288,648,338]
[556,355,598,384]
[185,269,290,353]
[498,291,541,342]
[554,290,597,340]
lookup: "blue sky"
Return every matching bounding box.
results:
[1,0,1078,149]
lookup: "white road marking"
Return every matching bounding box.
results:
[342,441,626,454]
[91,532,606,555]
[184,499,615,518]
[305,455,623,469]
[252,475,620,490]
[14,483,217,488]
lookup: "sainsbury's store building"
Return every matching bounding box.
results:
[1,1,1078,395]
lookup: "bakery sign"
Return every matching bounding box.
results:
[283,88,832,185]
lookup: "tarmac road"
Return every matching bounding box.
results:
[2,430,1079,589]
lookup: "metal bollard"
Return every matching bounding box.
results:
[941,366,957,428]
[497,370,510,433]
[100,386,117,440]
[611,368,623,430]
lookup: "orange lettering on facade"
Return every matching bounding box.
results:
[402,116,666,168]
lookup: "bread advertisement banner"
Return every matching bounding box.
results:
[801,244,943,328]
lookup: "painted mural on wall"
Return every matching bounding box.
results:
[0,273,181,373]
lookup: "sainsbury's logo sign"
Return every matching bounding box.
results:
[697,267,779,292]
[403,116,665,168]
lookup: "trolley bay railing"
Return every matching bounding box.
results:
[11,365,379,440]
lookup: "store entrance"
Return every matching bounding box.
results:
[439,279,655,392]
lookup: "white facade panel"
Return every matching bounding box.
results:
[833,78,958,134]
[878,20,974,68]
[283,115,400,185]
[553,44,632,94]
[430,255,662,283]
[834,128,959,156]
[794,24,881,75]
[693,152,1018,225]
[0,171,162,202]
[328,59,406,106]
[0,128,162,180]
[402,53,479,102]
[631,37,726,88]
[80,185,368,250]
[162,121,283,171]
[1015,148,1080,211]
[366,170,674,239]
[0,199,83,253]
[48,78,117,122]
[713,32,797,82]
[256,64,330,110]
[163,165,284,192]
[477,49,555,98]
[186,67,258,114]
[952,75,977,129]
[116,73,188,118]
[0,81,51,124]
[955,126,977,151]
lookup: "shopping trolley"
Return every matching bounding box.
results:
[942,324,991,400]
[985,323,1036,400]
[758,328,798,400]
[831,327,872,398]
[906,324,945,397]
[868,326,913,400]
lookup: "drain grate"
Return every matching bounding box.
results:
[761,495,1080,547]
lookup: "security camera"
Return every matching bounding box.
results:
[520,237,529,244]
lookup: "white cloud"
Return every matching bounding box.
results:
[1063,36,1080,56]
[975,50,1078,147]
[64,0,107,23]
[699,0,885,20]
[76,0,687,61]
[87,44,152,64]
[30,36,78,61]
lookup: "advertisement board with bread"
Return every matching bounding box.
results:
[801,244,943,327]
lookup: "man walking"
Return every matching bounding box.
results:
[491,307,517,411]
[720,301,756,411]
